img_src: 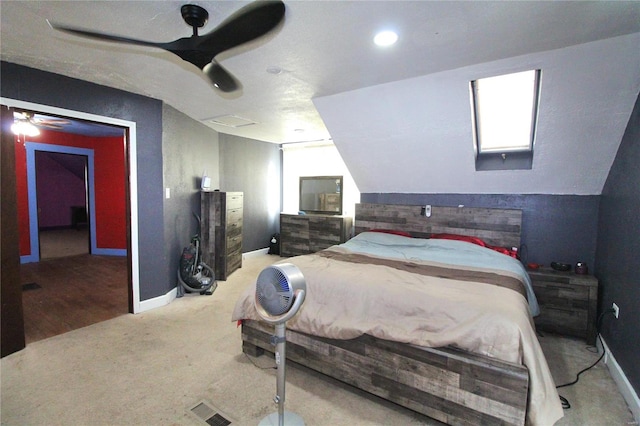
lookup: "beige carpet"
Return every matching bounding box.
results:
[1,254,635,425]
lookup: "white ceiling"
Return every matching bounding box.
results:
[315,33,640,195]
[2,1,640,195]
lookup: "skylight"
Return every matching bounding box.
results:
[470,69,541,170]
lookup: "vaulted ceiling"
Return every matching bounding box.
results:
[2,1,639,195]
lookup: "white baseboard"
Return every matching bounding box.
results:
[136,248,270,314]
[600,336,640,424]
[242,247,270,260]
[137,286,177,313]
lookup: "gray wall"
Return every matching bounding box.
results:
[596,91,640,395]
[162,104,220,290]
[361,193,599,268]
[219,133,281,251]
[1,61,166,301]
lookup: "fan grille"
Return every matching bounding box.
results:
[256,267,292,316]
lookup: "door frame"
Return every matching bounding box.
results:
[34,150,91,258]
[1,97,141,313]
[26,144,97,262]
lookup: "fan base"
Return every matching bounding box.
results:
[180,4,208,29]
[258,411,305,426]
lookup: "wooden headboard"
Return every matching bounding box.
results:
[354,203,522,248]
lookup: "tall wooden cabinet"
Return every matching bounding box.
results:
[201,191,243,281]
[280,214,352,257]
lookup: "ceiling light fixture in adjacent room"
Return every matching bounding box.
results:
[11,112,40,137]
[374,30,398,47]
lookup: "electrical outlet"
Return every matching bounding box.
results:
[612,302,619,319]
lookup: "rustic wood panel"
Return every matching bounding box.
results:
[355,203,522,248]
[280,214,352,257]
[242,320,528,426]
[528,268,598,345]
[201,191,243,281]
[280,214,310,256]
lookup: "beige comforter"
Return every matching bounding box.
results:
[232,246,563,425]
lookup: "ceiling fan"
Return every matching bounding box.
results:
[12,111,71,135]
[49,0,286,93]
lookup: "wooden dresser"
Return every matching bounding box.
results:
[528,267,598,345]
[201,191,243,281]
[280,214,352,257]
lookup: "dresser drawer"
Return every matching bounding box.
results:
[226,193,243,210]
[227,251,242,274]
[227,233,242,253]
[532,281,589,308]
[536,306,588,338]
[227,207,243,224]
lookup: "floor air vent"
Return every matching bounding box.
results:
[188,401,233,426]
[22,282,42,291]
[205,413,231,426]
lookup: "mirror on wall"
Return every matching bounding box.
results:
[299,176,343,215]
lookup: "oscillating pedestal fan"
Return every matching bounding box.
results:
[254,263,306,426]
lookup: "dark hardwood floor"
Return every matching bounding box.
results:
[20,254,129,344]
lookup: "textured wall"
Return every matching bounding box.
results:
[15,131,128,254]
[161,104,219,290]
[596,92,640,395]
[361,193,599,268]
[219,134,281,252]
[1,61,165,301]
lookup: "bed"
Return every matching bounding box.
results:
[233,203,563,426]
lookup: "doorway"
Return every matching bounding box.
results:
[24,143,98,263]
[1,98,142,347]
[21,130,128,344]
[35,151,90,259]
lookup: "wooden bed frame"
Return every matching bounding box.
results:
[242,203,530,426]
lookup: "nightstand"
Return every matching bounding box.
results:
[528,267,599,345]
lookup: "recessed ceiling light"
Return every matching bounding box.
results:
[374,30,398,47]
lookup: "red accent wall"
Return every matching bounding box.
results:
[14,130,126,256]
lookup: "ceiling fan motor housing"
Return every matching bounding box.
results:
[181,4,208,33]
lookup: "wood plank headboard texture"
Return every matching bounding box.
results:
[354,203,522,248]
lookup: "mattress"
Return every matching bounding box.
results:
[232,232,563,425]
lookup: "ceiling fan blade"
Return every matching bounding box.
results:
[49,1,284,93]
[203,60,241,93]
[50,22,171,50]
[197,0,285,56]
